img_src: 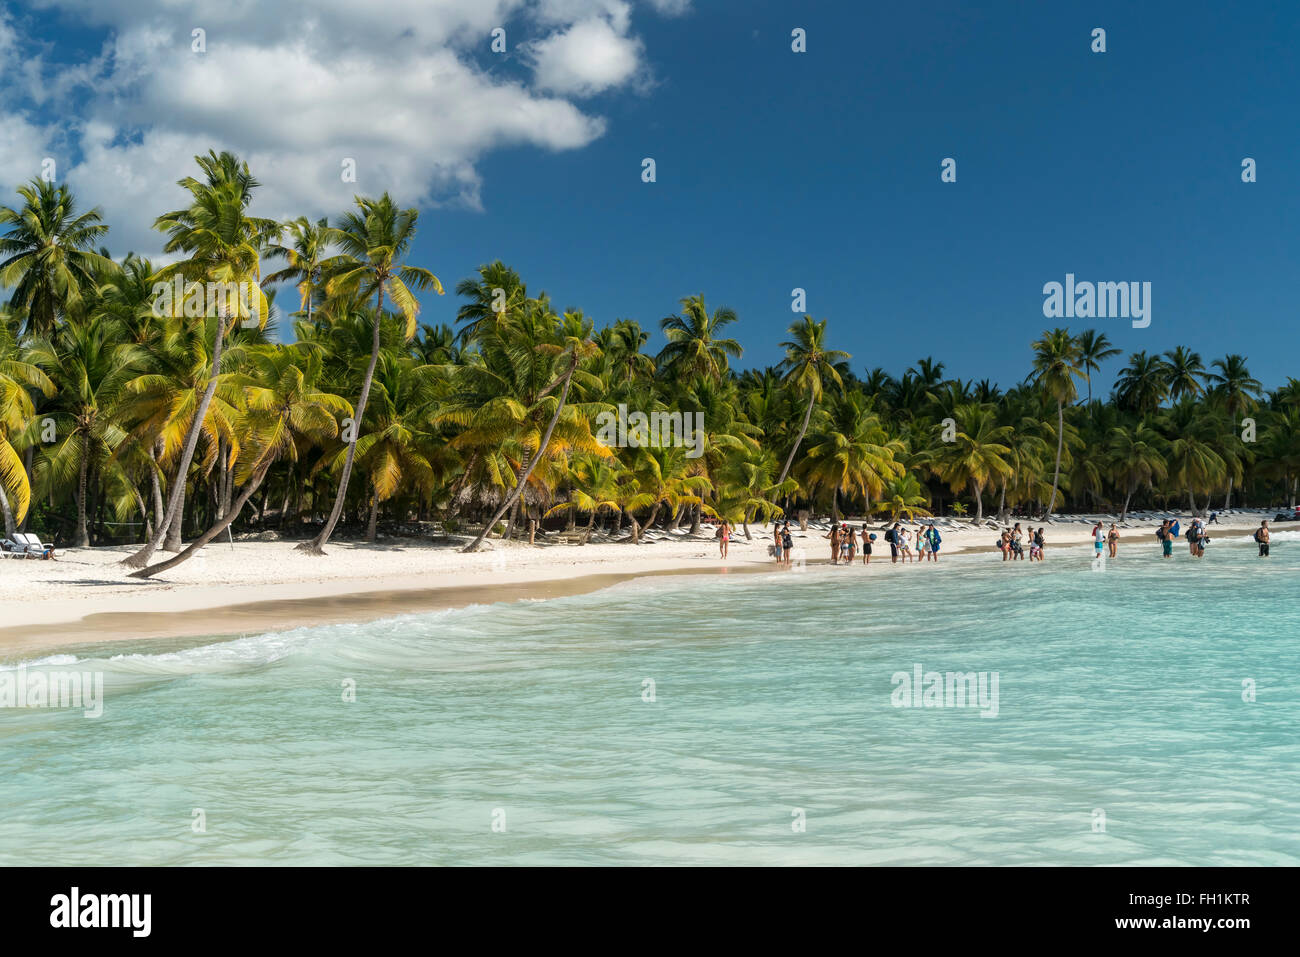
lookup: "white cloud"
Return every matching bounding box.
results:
[527,17,644,96]
[1,0,685,256]
[644,0,691,15]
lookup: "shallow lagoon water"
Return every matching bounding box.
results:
[2,533,1297,865]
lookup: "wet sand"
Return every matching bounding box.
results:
[0,562,777,658]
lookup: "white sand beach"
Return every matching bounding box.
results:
[1,508,1284,652]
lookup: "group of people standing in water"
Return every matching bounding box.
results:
[996,523,1051,561]
[816,521,942,565]
[726,514,1279,565]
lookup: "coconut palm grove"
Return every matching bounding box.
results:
[1,150,1297,576]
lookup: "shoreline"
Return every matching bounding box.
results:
[1,510,1283,657]
[0,560,778,656]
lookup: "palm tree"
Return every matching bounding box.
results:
[455,260,527,343]
[774,316,849,487]
[931,404,1013,524]
[129,345,348,578]
[264,216,332,326]
[0,310,54,535]
[1160,400,1228,515]
[1163,346,1206,401]
[352,352,439,541]
[545,453,624,544]
[656,295,742,381]
[1206,354,1262,419]
[1114,350,1170,416]
[1029,328,1083,516]
[873,473,933,522]
[30,312,141,545]
[122,150,276,568]
[1075,329,1120,406]
[459,304,603,553]
[1206,355,1262,509]
[0,179,114,337]
[1106,420,1168,519]
[299,193,443,555]
[800,392,903,520]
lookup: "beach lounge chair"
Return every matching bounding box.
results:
[14,532,56,559]
[1,538,28,558]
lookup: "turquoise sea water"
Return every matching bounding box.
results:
[2,531,1298,865]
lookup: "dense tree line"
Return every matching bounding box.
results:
[2,151,1297,576]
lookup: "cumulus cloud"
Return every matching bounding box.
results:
[527,17,644,96]
[0,0,685,255]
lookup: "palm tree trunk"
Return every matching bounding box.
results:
[580,510,597,545]
[300,286,385,555]
[75,432,90,547]
[129,463,271,579]
[1223,477,1233,511]
[163,483,185,551]
[971,479,984,524]
[667,504,683,531]
[131,486,149,543]
[1121,483,1133,521]
[776,389,816,487]
[216,438,229,522]
[148,441,164,529]
[366,486,379,542]
[123,312,227,567]
[1045,399,1064,516]
[1188,489,1197,514]
[0,483,15,539]
[689,503,701,535]
[503,494,521,540]
[18,446,33,533]
[463,353,578,553]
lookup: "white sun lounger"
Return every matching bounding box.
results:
[13,532,56,558]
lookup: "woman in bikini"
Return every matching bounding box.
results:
[718,520,730,559]
[898,527,913,563]
[842,524,856,564]
[825,524,841,565]
[772,523,784,565]
[1107,523,1119,558]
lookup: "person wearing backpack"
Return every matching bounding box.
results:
[1255,520,1271,558]
[885,524,899,563]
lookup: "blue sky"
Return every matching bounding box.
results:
[3,0,1297,393]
